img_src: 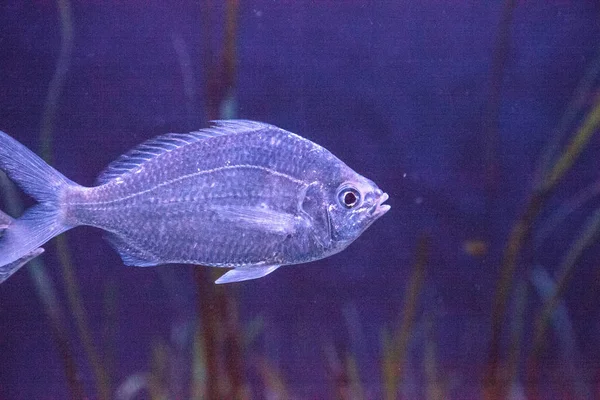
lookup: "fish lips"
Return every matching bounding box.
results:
[370,192,390,217]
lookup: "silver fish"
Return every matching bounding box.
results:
[0,121,389,284]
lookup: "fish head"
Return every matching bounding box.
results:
[326,172,390,248]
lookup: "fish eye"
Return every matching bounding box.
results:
[338,187,361,208]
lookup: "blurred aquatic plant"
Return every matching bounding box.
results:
[192,1,248,399]
[529,266,590,399]
[506,279,527,390]
[172,32,198,126]
[422,314,444,400]
[324,343,365,400]
[525,207,600,399]
[382,235,429,400]
[484,39,600,400]
[0,0,112,398]
[201,0,239,121]
[534,179,600,249]
[0,173,85,399]
[115,372,150,400]
[485,93,600,400]
[38,0,111,398]
[257,357,289,400]
[481,0,516,227]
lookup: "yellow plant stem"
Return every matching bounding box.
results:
[531,207,600,363]
[384,235,428,400]
[543,97,600,191]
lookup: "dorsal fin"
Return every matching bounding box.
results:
[96,120,276,184]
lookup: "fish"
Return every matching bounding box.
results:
[0,120,389,284]
[0,210,44,283]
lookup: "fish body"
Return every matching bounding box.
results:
[0,121,389,283]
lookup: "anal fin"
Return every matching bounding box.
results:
[105,232,160,267]
[215,265,280,284]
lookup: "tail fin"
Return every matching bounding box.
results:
[0,131,74,203]
[0,130,76,274]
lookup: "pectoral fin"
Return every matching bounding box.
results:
[215,265,280,284]
[212,206,295,235]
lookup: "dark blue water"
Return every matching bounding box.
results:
[1,2,600,399]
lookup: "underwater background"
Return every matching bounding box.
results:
[1,1,600,399]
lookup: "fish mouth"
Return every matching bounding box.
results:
[371,192,390,217]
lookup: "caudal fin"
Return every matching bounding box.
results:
[0,130,76,277]
[0,131,74,203]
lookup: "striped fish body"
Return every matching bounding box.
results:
[68,121,337,270]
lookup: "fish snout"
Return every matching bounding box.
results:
[370,192,390,216]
